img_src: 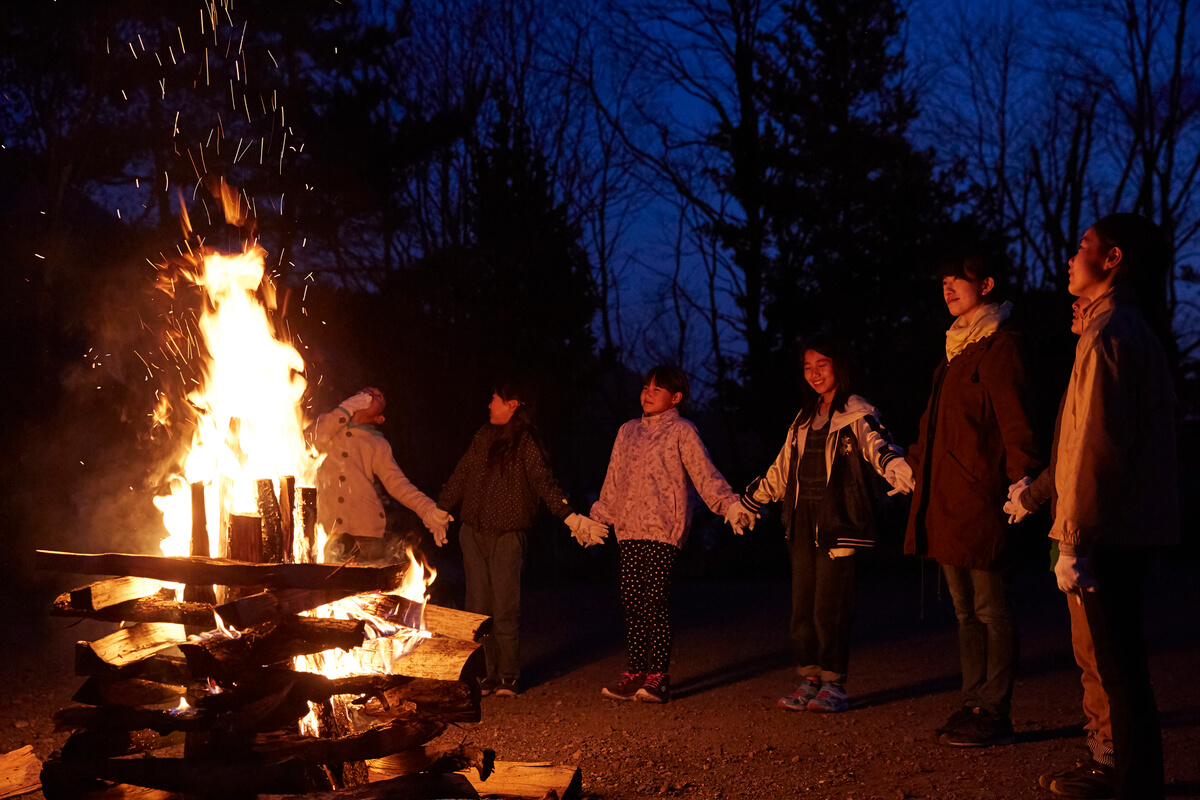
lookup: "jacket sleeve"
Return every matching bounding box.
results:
[983,333,1041,483]
[678,422,738,515]
[1052,331,1129,548]
[855,411,904,478]
[374,441,438,520]
[741,419,797,514]
[905,377,937,476]
[437,428,485,513]
[314,407,351,449]
[519,436,574,521]
[590,425,629,525]
[1021,467,1053,512]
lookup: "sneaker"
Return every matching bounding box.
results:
[601,671,645,701]
[778,677,822,711]
[806,681,849,713]
[935,705,977,735]
[1049,761,1115,799]
[635,672,671,703]
[494,678,520,697]
[479,676,500,697]
[938,707,1015,747]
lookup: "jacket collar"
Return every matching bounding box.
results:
[641,407,681,427]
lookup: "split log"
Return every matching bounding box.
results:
[53,705,210,735]
[72,677,187,707]
[73,654,194,684]
[280,476,296,561]
[53,589,216,628]
[214,588,358,630]
[58,728,184,762]
[184,482,217,606]
[226,514,262,567]
[257,479,285,564]
[354,594,490,643]
[297,487,317,564]
[253,717,445,765]
[366,743,493,780]
[39,755,309,797]
[262,772,478,800]
[75,623,188,672]
[69,577,174,612]
[36,550,410,593]
[180,617,367,679]
[360,636,484,682]
[356,677,481,724]
[0,745,40,800]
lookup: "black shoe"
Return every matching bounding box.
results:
[935,705,977,736]
[479,676,500,697]
[635,672,670,703]
[1049,761,1115,798]
[938,707,1015,747]
[494,678,520,697]
[601,671,645,701]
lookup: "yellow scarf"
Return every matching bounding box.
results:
[945,301,1011,362]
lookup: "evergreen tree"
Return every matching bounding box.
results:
[754,0,959,431]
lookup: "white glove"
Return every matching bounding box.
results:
[340,391,375,414]
[1054,548,1097,594]
[566,513,609,547]
[1004,477,1033,524]
[885,459,914,496]
[828,547,856,559]
[423,507,453,547]
[722,500,757,535]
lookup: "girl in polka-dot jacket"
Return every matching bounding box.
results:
[591,365,754,703]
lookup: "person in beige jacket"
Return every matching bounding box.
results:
[1029,213,1178,800]
[315,388,451,564]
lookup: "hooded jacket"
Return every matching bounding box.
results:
[742,395,903,549]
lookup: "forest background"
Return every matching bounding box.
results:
[2,0,1199,599]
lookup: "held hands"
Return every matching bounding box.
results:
[1004,476,1033,524]
[423,507,454,547]
[1054,548,1098,595]
[885,459,915,496]
[723,499,758,535]
[566,513,609,547]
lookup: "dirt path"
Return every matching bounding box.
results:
[2,555,1198,800]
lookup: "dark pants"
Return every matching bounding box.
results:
[461,525,526,681]
[1082,548,1163,800]
[789,535,856,682]
[618,539,679,675]
[942,564,1018,718]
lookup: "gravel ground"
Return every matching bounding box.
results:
[2,553,1198,800]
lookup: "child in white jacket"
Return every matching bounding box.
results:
[314,388,451,563]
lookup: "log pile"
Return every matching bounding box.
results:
[35,548,580,800]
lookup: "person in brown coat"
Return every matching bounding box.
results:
[904,246,1041,747]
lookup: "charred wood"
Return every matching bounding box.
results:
[53,589,216,628]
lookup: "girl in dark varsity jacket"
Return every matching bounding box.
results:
[741,337,913,713]
[436,381,608,697]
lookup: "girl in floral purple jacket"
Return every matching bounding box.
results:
[590,365,753,703]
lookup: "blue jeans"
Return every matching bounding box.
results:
[461,525,526,681]
[941,564,1017,718]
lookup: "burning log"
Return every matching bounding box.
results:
[253,717,445,765]
[227,513,263,566]
[40,755,310,797]
[68,577,173,612]
[184,482,217,606]
[257,479,286,564]
[53,587,216,628]
[36,550,411,593]
[75,623,189,671]
[297,487,317,564]
[72,677,188,708]
[180,617,368,679]
[215,588,360,629]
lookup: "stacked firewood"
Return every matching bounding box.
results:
[35,550,581,799]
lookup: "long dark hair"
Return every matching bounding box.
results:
[487,379,545,471]
[795,335,854,428]
[1090,213,1174,351]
